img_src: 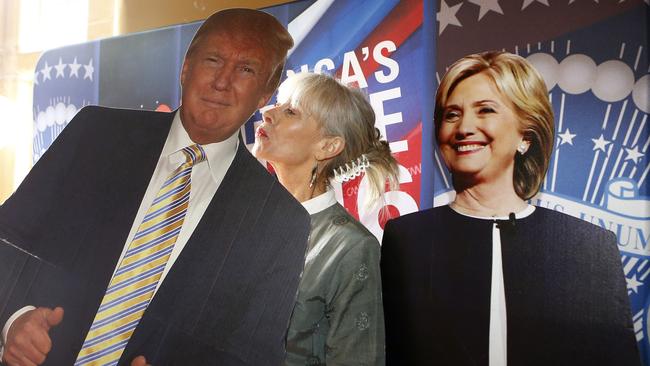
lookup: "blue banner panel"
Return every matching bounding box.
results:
[99,27,183,111]
[33,42,100,162]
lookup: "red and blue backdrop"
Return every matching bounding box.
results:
[30,0,649,363]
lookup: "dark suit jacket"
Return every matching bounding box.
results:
[0,106,310,365]
[381,205,639,366]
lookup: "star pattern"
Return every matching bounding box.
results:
[54,58,67,78]
[558,128,577,146]
[627,274,643,294]
[69,57,82,78]
[34,57,97,85]
[83,59,94,81]
[437,0,463,35]
[591,134,610,152]
[468,0,503,21]
[40,61,52,81]
[624,145,644,164]
[521,0,550,10]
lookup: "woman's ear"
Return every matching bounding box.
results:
[317,136,345,161]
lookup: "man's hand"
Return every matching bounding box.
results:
[131,355,151,366]
[2,307,64,366]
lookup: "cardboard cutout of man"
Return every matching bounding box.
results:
[0,8,310,366]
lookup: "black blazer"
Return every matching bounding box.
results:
[0,106,310,365]
[381,205,639,366]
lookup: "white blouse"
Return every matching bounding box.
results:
[449,204,536,366]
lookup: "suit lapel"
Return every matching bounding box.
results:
[87,110,173,276]
[121,141,274,361]
[41,109,174,364]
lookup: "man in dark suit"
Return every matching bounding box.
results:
[0,8,310,366]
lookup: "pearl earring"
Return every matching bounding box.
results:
[517,142,528,155]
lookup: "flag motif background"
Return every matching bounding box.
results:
[30,0,649,363]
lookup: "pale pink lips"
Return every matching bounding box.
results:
[256,126,268,138]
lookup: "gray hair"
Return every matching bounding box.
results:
[277,72,399,205]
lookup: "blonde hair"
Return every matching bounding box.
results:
[185,8,294,92]
[277,72,399,204]
[435,51,554,199]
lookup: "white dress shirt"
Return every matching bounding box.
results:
[449,204,536,366]
[1,111,239,357]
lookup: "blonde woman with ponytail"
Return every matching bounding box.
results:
[253,72,398,365]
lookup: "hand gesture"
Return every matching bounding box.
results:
[131,355,151,366]
[2,307,64,366]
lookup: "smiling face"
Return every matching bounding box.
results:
[180,29,274,144]
[252,100,325,169]
[437,72,528,187]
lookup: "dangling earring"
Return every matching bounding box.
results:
[517,142,529,155]
[309,164,318,188]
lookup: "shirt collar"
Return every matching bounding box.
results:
[163,111,239,182]
[302,189,338,215]
[449,203,535,220]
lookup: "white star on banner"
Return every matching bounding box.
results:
[83,59,94,81]
[569,0,599,3]
[69,57,81,78]
[33,71,39,85]
[624,145,644,164]
[437,0,463,35]
[627,274,643,294]
[469,0,503,21]
[40,61,52,81]
[521,0,550,10]
[558,128,576,146]
[591,134,610,152]
[54,57,67,78]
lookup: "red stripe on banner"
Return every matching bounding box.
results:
[336,0,423,78]
[339,0,424,221]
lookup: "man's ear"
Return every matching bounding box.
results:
[180,59,189,87]
[317,136,345,161]
[257,91,274,110]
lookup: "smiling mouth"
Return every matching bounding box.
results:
[455,144,485,153]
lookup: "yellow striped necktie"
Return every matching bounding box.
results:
[75,144,207,366]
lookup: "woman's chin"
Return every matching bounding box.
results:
[251,142,266,157]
